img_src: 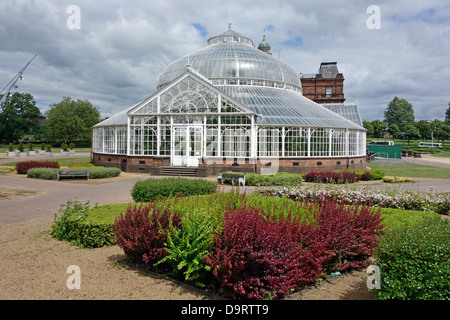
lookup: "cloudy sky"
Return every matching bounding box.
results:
[1,0,449,122]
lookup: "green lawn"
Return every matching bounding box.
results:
[432,152,450,158]
[367,163,450,179]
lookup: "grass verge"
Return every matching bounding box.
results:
[367,163,450,179]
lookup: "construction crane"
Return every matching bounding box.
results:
[0,54,37,107]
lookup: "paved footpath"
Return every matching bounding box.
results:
[0,153,449,224]
[0,153,146,223]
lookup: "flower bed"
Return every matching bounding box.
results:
[263,186,450,215]
[52,191,446,300]
[15,161,60,174]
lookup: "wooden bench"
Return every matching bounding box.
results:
[217,173,246,186]
[57,170,89,181]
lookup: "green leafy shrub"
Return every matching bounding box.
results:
[8,143,14,152]
[219,171,303,186]
[374,219,450,300]
[52,200,117,248]
[367,168,385,180]
[131,177,216,202]
[27,168,59,180]
[85,167,121,179]
[26,167,120,180]
[380,208,440,231]
[157,208,221,286]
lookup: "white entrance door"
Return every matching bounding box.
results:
[172,126,203,167]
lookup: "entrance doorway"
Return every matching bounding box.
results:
[171,125,203,167]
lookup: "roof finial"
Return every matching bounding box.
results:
[228,8,232,29]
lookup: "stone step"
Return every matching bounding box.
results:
[160,167,198,176]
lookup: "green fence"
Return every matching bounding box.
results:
[367,145,402,159]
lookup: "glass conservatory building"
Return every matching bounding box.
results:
[92,26,366,176]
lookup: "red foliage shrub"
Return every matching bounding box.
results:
[303,199,384,272]
[15,161,60,174]
[113,203,181,269]
[304,171,361,183]
[205,206,303,299]
[206,199,384,299]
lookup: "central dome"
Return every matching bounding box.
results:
[157,26,302,91]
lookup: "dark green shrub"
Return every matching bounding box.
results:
[222,171,302,186]
[374,219,450,300]
[156,208,221,286]
[367,168,385,180]
[27,168,59,180]
[52,200,116,248]
[26,167,121,180]
[86,167,121,179]
[131,177,216,202]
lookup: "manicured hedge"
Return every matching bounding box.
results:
[131,177,217,202]
[26,167,121,180]
[27,168,59,180]
[246,172,303,186]
[15,161,60,174]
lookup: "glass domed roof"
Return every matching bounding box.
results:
[157,26,301,90]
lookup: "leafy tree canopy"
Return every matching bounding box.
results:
[44,97,101,143]
[0,92,41,143]
[384,96,415,132]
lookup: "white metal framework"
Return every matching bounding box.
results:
[93,26,366,167]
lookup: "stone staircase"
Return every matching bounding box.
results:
[160,166,198,177]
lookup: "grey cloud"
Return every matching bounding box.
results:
[0,0,448,122]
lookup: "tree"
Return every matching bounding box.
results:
[404,123,420,145]
[388,124,401,139]
[44,97,101,143]
[371,119,387,138]
[416,120,431,141]
[384,97,415,132]
[363,120,374,137]
[0,92,41,142]
[445,102,450,123]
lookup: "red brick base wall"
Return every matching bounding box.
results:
[93,153,367,177]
